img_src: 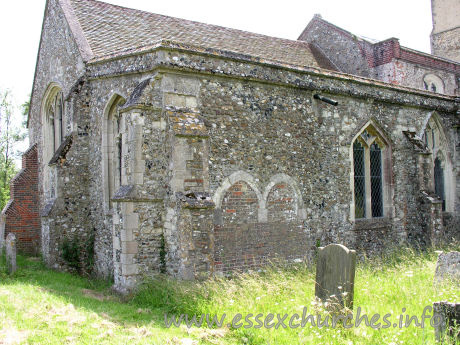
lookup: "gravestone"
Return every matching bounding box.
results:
[433,302,460,342]
[434,251,460,284]
[6,233,16,274]
[0,216,5,258]
[315,244,356,309]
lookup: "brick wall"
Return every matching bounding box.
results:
[1,145,40,255]
[399,47,460,73]
[267,183,297,222]
[214,181,307,273]
[299,17,460,87]
[370,39,400,67]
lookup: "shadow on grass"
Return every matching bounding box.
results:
[0,255,174,329]
[0,253,317,332]
[1,243,458,334]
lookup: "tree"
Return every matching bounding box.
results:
[21,99,30,128]
[0,90,28,210]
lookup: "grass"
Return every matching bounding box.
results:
[0,247,459,344]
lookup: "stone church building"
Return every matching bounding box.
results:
[1,0,459,291]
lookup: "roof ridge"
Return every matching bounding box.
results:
[68,0,321,68]
[73,0,312,47]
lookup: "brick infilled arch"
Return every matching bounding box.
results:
[221,181,259,224]
[213,173,308,273]
[266,183,297,222]
[214,181,260,272]
[262,173,306,222]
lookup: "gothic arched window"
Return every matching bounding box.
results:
[352,124,390,220]
[102,95,125,210]
[422,116,450,212]
[45,89,64,153]
[434,157,445,211]
[42,85,65,200]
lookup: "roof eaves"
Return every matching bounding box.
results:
[86,40,457,104]
[87,39,320,71]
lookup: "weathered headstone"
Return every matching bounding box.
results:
[6,233,16,274]
[0,215,5,258]
[434,251,460,284]
[315,244,356,309]
[433,302,460,342]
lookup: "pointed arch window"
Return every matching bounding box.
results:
[42,86,65,200]
[103,95,125,210]
[422,116,451,212]
[352,126,389,219]
[45,90,64,153]
[434,157,445,211]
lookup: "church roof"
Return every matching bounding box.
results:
[65,0,324,68]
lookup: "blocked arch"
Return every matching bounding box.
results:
[102,93,127,211]
[262,174,307,221]
[423,74,445,94]
[419,112,454,212]
[213,171,264,222]
[419,112,448,148]
[349,119,393,221]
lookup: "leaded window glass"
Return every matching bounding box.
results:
[352,125,387,220]
[434,158,445,211]
[104,95,125,210]
[353,141,366,219]
[370,143,383,217]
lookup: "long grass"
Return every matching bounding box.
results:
[0,246,459,344]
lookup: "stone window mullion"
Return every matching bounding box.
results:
[53,96,60,151]
[364,146,372,219]
[352,124,389,221]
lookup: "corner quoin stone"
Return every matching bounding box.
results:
[315,243,356,308]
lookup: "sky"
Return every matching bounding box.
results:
[0,0,434,158]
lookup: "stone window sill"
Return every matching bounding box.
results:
[353,217,390,231]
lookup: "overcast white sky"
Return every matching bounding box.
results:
[0,0,433,129]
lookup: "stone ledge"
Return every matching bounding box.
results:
[49,133,74,166]
[111,185,164,202]
[353,218,391,231]
[402,130,430,154]
[176,192,215,209]
[420,191,443,204]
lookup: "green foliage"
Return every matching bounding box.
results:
[61,232,96,274]
[20,98,30,128]
[61,237,81,270]
[159,233,166,274]
[0,248,459,344]
[0,156,16,210]
[0,89,28,210]
[84,230,96,274]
